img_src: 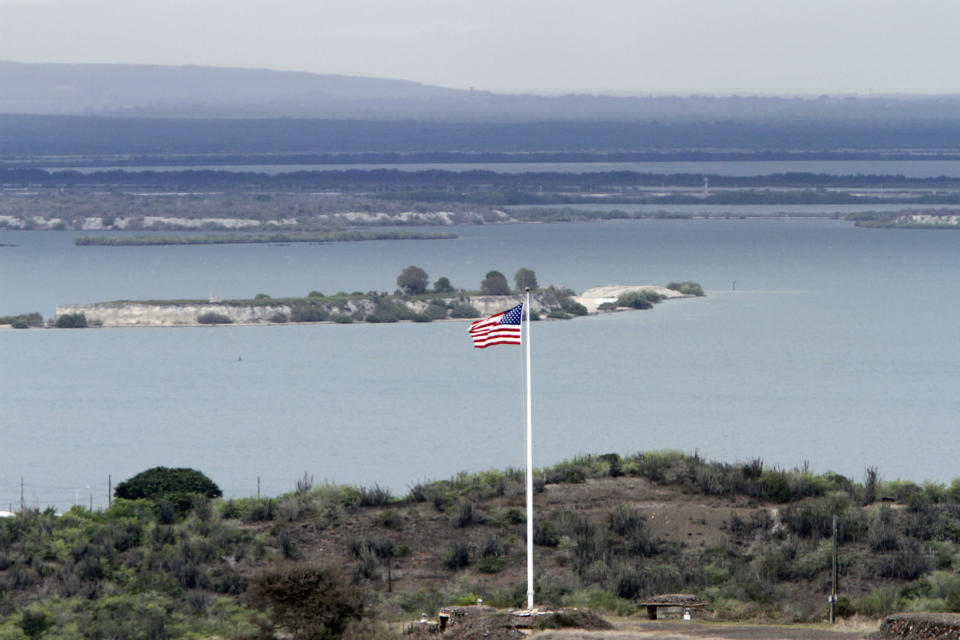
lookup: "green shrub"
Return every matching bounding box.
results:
[561,586,636,616]
[333,315,353,324]
[289,303,329,322]
[761,469,793,503]
[559,298,588,315]
[666,281,705,296]
[251,565,364,640]
[531,609,614,630]
[869,505,900,551]
[450,303,481,318]
[854,587,902,616]
[55,312,88,328]
[454,501,478,528]
[18,609,51,638]
[615,291,660,309]
[423,303,448,320]
[0,312,42,328]
[410,313,432,322]
[114,467,222,500]
[877,552,929,580]
[196,312,232,324]
[608,505,644,538]
[433,277,455,293]
[355,484,392,507]
[268,312,288,323]
[376,509,403,530]
[443,541,471,570]
[476,557,504,573]
[246,498,278,522]
[397,586,446,614]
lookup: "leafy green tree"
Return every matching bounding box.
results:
[432,277,454,293]
[481,274,510,295]
[114,467,222,500]
[485,270,505,280]
[514,268,538,291]
[254,293,271,301]
[55,312,88,328]
[396,265,429,294]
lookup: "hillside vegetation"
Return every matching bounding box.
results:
[3,452,960,638]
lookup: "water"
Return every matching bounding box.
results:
[507,203,960,216]
[35,159,960,178]
[2,219,960,510]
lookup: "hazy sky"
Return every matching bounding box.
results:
[1,0,958,95]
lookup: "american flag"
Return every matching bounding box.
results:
[469,303,523,348]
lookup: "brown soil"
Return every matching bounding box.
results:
[290,475,768,595]
[271,475,898,630]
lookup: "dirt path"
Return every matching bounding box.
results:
[531,620,877,640]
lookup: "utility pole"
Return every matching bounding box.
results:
[108,475,112,507]
[830,515,839,623]
[19,477,24,513]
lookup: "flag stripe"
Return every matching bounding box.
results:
[468,303,523,348]
[472,329,522,345]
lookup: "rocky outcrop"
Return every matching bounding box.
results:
[55,302,293,327]
[55,293,555,327]
[880,614,960,640]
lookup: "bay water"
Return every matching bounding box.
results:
[2,219,959,510]
[37,159,960,177]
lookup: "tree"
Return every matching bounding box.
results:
[55,313,88,328]
[481,274,510,295]
[396,265,428,294]
[481,269,510,295]
[252,565,364,640]
[514,268,538,291]
[114,466,222,500]
[432,276,454,293]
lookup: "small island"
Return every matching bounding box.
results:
[73,229,457,246]
[43,269,704,329]
[850,209,960,228]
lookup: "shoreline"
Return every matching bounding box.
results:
[47,285,696,329]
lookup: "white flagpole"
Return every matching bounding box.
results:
[524,288,534,611]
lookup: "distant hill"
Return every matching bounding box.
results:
[5,60,960,123]
[0,61,465,117]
